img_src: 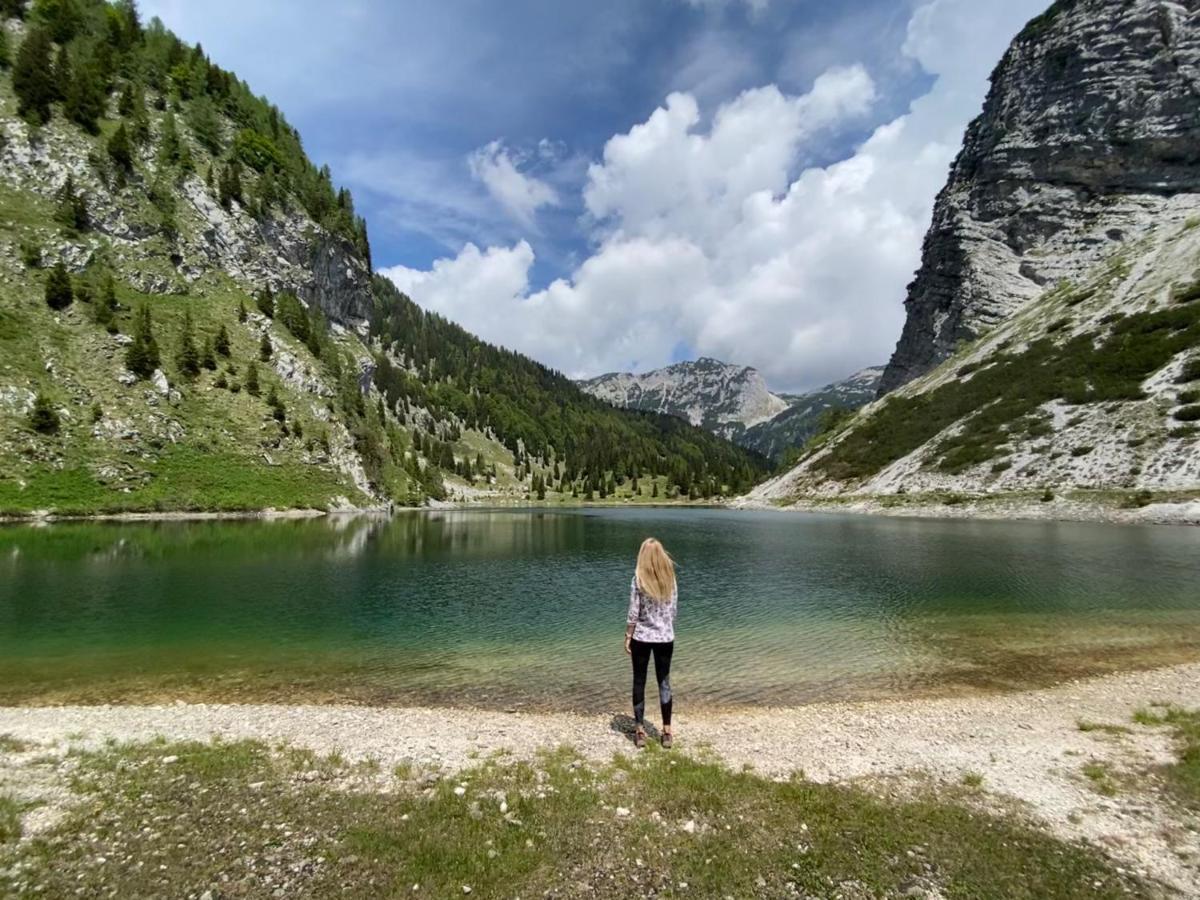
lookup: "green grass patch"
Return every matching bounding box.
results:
[1076,721,1132,736]
[817,297,1200,481]
[0,738,1149,899]
[960,771,984,788]
[0,734,32,753]
[1173,404,1200,422]
[1130,706,1200,808]
[1081,762,1119,797]
[0,447,362,516]
[0,794,22,844]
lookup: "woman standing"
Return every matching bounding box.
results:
[624,537,678,749]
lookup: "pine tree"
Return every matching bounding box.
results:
[200,335,217,370]
[50,42,71,102]
[107,122,133,171]
[652,481,659,499]
[245,360,260,396]
[63,50,105,133]
[158,111,181,166]
[28,393,60,435]
[266,385,285,422]
[214,323,231,356]
[113,0,140,48]
[0,26,10,69]
[536,474,546,501]
[255,288,274,319]
[258,331,272,361]
[37,0,81,43]
[93,272,118,332]
[237,298,247,323]
[176,311,199,378]
[44,261,72,310]
[53,175,88,232]
[117,82,135,116]
[125,303,160,379]
[13,26,55,125]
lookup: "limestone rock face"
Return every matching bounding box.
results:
[879,0,1200,394]
[578,357,790,442]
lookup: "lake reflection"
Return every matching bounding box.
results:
[2,508,1199,710]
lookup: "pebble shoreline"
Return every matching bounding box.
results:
[2,663,1200,892]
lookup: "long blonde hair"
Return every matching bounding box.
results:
[635,537,676,602]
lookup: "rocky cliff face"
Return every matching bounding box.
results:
[578,357,790,443]
[879,0,1200,394]
[0,117,373,327]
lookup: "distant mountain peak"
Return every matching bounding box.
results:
[578,358,788,438]
[578,359,883,459]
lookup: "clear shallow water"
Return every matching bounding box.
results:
[2,508,1199,710]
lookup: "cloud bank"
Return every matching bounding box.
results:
[382,0,1046,392]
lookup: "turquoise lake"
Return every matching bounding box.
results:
[2,508,1199,710]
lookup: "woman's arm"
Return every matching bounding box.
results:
[625,578,639,654]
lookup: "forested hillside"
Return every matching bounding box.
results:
[0,0,764,515]
[370,278,767,499]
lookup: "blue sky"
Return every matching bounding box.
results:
[142,0,1049,391]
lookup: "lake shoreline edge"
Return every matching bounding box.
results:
[2,491,1199,525]
[732,492,1200,527]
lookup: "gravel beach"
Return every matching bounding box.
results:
[3,663,1200,892]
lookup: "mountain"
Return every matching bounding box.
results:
[879,0,1200,395]
[0,2,766,516]
[578,358,883,462]
[741,367,883,461]
[748,0,1200,514]
[577,357,788,443]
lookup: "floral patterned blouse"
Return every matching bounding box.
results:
[626,574,677,643]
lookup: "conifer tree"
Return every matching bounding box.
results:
[64,56,105,133]
[93,272,118,332]
[37,0,81,43]
[258,331,272,361]
[28,393,60,435]
[0,26,9,69]
[200,335,217,370]
[175,310,199,378]
[125,303,160,379]
[255,288,274,318]
[214,323,231,356]
[236,298,247,323]
[117,82,135,116]
[245,360,260,396]
[44,261,72,310]
[107,122,133,171]
[266,385,285,421]
[13,26,55,125]
[53,175,88,232]
[158,111,181,166]
[50,42,71,102]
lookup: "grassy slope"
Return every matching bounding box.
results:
[0,738,1152,899]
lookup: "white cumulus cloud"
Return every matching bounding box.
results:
[382,0,1047,392]
[468,140,559,228]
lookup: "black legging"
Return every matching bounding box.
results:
[630,639,674,726]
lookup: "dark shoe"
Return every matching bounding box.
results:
[661,731,673,749]
[634,729,646,749]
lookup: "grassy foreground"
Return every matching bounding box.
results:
[0,738,1153,899]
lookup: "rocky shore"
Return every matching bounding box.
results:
[2,663,1199,893]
